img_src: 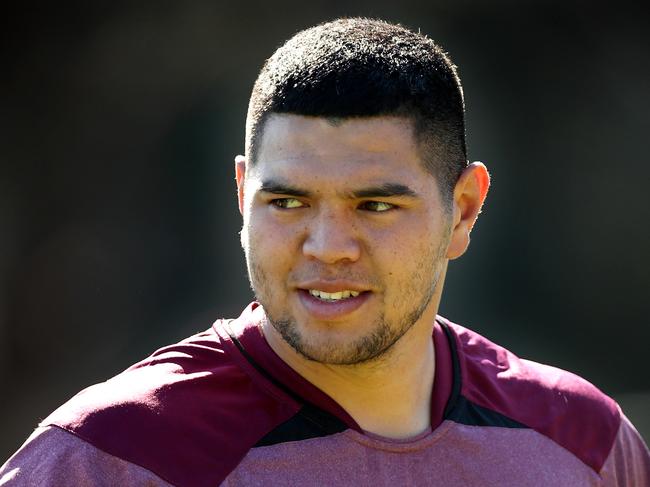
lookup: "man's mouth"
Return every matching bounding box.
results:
[298,285,370,319]
[308,289,361,301]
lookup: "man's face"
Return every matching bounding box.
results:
[238,115,453,365]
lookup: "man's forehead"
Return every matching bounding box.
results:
[256,114,419,158]
[245,114,439,196]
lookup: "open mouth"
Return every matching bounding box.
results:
[307,289,361,301]
[297,287,371,319]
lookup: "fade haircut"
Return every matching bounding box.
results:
[246,17,468,205]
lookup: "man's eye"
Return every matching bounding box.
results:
[271,198,305,209]
[359,201,395,212]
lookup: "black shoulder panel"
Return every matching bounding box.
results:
[255,402,348,447]
[445,395,527,429]
[439,320,526,429]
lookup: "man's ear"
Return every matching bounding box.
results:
[446,162,490,260]
[235,155,247,215]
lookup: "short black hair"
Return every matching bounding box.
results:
[246,17,468,204]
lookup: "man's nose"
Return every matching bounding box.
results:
[302,209,362,264]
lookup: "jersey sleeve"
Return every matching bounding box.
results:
[599,413,650,486]
[0,426,173,486]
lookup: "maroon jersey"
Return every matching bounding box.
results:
[1,302,649,486]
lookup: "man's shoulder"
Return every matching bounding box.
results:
[439,316,621,473]
[45,322,264,430]
[40,318,301,487]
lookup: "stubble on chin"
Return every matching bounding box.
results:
[269,304,433,366]
[247,263,440,367]
[269,314,394,365]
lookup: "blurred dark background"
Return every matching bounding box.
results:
[1,1,648,459]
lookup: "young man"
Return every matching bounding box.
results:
[1,18,648,486]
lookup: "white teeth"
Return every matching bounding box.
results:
[308,289,361,301]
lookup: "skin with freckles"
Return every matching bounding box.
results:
[236,114,489,438]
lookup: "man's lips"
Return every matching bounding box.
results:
[296,280,371,294]
[296,286,372,321]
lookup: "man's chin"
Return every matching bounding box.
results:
[272,322,395,366]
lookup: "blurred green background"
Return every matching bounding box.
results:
[1,1,648,460]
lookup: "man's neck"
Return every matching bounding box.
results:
[262,314,436,440]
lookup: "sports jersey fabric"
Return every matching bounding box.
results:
[1,302,648,486]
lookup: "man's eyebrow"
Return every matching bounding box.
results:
[352,183,418,199]
[258,180,418,199]
[259,179,311,197]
